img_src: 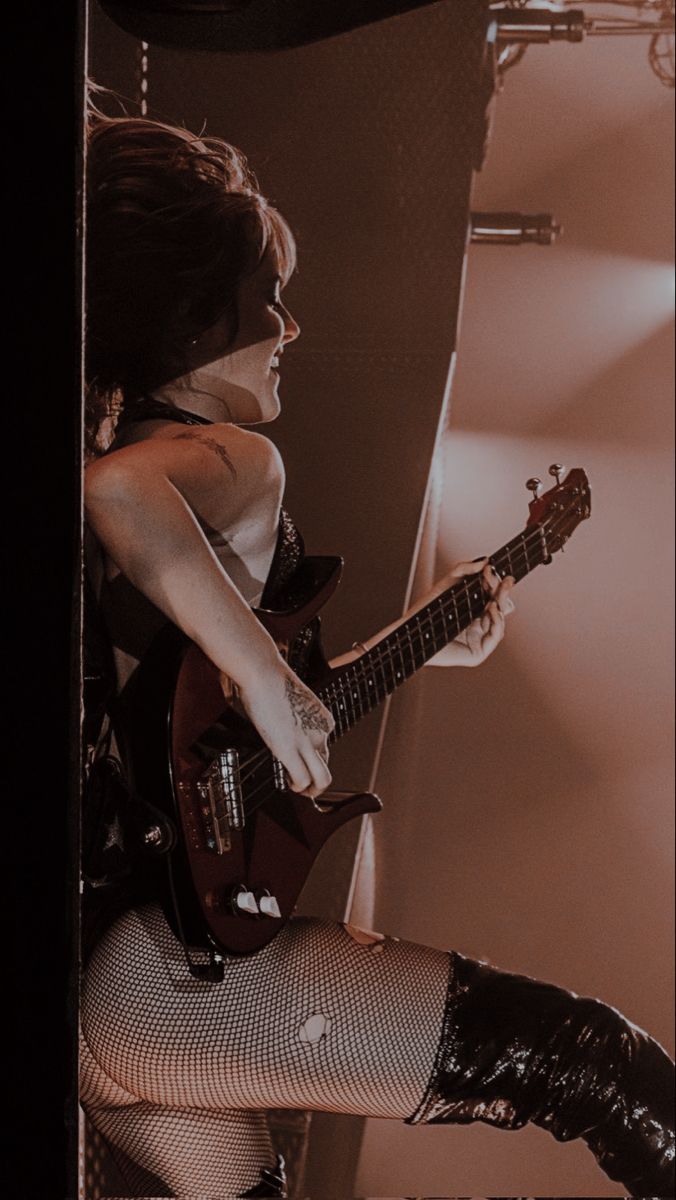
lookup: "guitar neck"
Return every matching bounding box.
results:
[319,522,551,742]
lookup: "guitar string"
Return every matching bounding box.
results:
[229,507,562,807]
[232,501,585,817]
[322,498,578,734]
[233,501,579,797]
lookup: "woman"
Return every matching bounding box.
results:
[81,98,675,1198]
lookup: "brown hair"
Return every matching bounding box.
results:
[85,89,296,455]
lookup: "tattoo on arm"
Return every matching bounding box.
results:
[173,431,236,478]
[285,678,330,734]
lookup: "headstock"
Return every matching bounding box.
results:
[525,464,591,558]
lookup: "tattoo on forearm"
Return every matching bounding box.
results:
[173,431,236,478]
[285,678,330,734]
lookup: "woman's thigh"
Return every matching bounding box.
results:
[81,902,451,1120]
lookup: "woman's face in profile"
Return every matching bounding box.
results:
[188,250,300,424]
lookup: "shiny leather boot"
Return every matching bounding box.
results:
[241,1153,287,1197]
[407,952,675,1197]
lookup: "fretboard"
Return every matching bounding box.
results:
[319,522,551,742]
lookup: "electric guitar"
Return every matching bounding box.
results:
[116,465,590,958]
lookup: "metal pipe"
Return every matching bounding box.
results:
[490,7,589,42]
[470,212,563,245]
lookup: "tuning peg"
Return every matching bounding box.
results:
[548,463,565,485]
[526,477,542,499]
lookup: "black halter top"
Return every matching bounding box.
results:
[113,396,305,616]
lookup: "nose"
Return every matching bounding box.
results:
[281,304,300,345]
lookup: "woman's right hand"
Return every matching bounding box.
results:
[232,663,335,799]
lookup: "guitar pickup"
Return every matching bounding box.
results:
[196,749,244,853]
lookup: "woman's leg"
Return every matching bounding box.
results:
[80,1029,283,1197]
[81,903,674,1197]
[407,951,675,1198]
[81,903,450,1194]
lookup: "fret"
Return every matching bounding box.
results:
[449,587,461,632]
[382,636,399,691]
[325,681,346,737]
[354,658,380,711]
[418,602,435,655]
[413,608,428,658]
[411,612,428,663]
[362,661,380,712]
[506,545,514,577]
[333,672,355,724]
[403,619,421,673]
[392,628,409,684]
[503,535,524,582]
[434,597,449,648]
[410,616,427,670]
[348,667,366,720]
[437,598,453,646]
[378,653,390,699]
[396,625,411,676]
[343,671,362,728]
[457,577,472,627]
[468,576,484,619]
[347,681,359,729]
[374,642,390,700]
[330,680,350,736]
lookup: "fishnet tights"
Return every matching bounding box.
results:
[81,903,450,1197]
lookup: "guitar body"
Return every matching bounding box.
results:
[114,555,381,957]
[112,467,590,959]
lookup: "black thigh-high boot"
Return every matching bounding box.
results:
[406,952,675,1198]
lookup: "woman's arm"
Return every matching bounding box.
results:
[329,560,515,670]
[85,434,334,797]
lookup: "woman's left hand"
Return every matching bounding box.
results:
[427,559,515,668]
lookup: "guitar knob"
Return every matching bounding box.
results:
[548,463,565,484]
[526,477,542,499]
[258,893,282,919]
[234,888,259,915]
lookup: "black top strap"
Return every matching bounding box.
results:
[117,395,214,428]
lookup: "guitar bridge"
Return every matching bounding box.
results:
[196,749,244,853]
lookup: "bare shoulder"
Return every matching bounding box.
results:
[85,421,284,530]
[171,422,282,473]
[162,423,284,498]
[88,422,281,483]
